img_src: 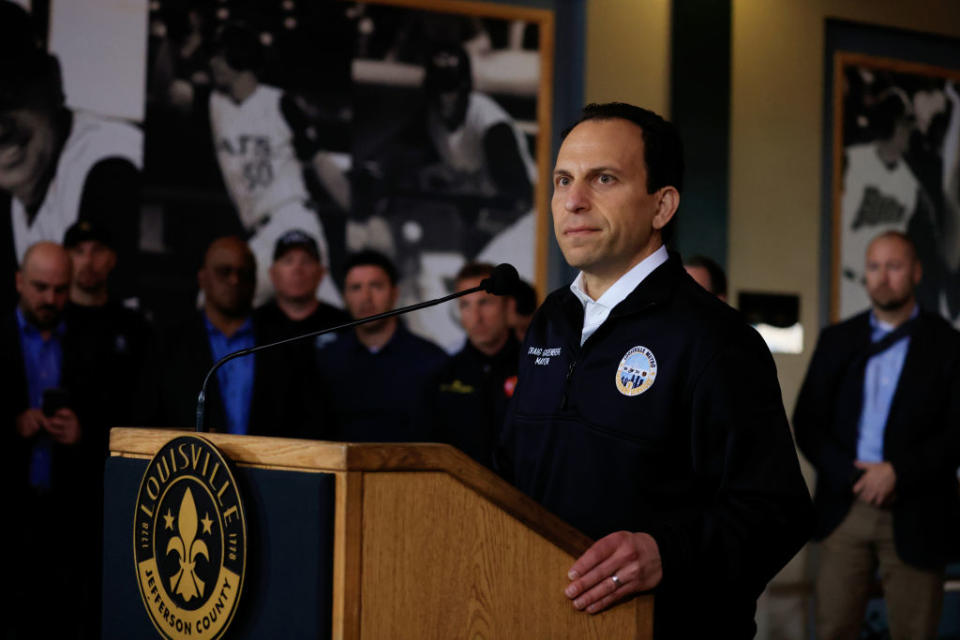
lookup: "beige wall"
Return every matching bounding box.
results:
[584,0,671,114]
[730,0,960,421]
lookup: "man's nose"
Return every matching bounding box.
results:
[565,181,589,213]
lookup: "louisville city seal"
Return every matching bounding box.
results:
[134,435,246,640]
[615,345,658,397]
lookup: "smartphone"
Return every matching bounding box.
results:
[41,387,71,417]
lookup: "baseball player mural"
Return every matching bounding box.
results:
[837,60,960,326]
[0,1,143,313]
[206,22,345,307]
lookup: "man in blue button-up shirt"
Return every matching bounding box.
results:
[796,230,960,640]
[198,237,257,434]
[4,241,93,640]
[11,242,81,478]
[142,236,312,436]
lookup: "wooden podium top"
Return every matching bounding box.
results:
[110,427,594,557]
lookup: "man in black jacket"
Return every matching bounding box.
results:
[431,262,519,468]
[498,102,813,638]
[140,236,310,436]
[63,220,153,429]
[254,228,349,344]
[3,241,105,638]
[314,250,447,442]
[795,230,960,640]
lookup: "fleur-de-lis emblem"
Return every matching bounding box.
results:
[165,487,209,601]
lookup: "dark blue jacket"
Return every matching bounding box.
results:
[794,309,960,568]
[315,323,448,442]
[499,254,813,639]
[429,333,520,469]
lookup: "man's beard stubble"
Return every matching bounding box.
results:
[24,303,61,331]
[869,289,913,312]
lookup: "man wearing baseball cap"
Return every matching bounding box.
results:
[62,220,152,429]
[253,228,348,346]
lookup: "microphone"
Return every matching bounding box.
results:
[195,263,520,432]
[479,262,520,296]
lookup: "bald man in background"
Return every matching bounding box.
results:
[795,230,960,639]
[2,241,107,638]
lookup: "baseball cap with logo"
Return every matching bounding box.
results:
[63,219,114,249]
[273,229,320,262]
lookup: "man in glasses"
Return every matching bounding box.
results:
[140,236,311,436]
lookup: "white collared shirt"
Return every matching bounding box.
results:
[569,245,669,345]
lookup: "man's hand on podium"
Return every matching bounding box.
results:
[563,531,662,614]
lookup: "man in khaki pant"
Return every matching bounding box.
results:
[795,231,960,640]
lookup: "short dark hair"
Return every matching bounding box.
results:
[344,250,398,286]
[454,262,495,283]
[561,102,684,194]
[684,255,727,298]
[212,23,265,74]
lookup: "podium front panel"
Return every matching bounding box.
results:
[102,456,335,639]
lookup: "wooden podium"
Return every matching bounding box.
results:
[104,428,653,639]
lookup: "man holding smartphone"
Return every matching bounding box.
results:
[9,242,80,454]
[2,241,96,638]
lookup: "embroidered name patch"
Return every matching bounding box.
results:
[615,346,657,396]
[528,345,561,366]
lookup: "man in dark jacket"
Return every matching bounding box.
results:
[254,229,348,344]
[431,262,519,468]
[795,230,960,640]
[140,236,310,436]
[63,220,153,429]
[499,102,813,638]
[3,241,105,638]
[314,250,447,442]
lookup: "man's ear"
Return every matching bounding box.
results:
[651,186,680,231]
[15,270,24,295]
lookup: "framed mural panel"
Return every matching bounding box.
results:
[829,51,960,323]
[144,0,554,350]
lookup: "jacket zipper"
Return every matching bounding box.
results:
[560,358,577,410]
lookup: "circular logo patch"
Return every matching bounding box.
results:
[133,435,246,640]
[615,346,658,396]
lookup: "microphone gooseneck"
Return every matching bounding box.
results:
[195,263,519,432]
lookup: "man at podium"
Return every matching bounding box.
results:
[499,102,814,638]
